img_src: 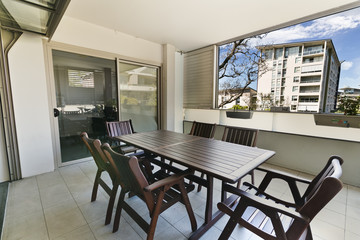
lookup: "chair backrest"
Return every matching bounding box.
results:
[101,143,155,212]
[302,156,344,204]
[106,119,135,137]
[287,157,343,239]
[80,132,109,171]
[189,121,216,138]
[222,126,259,147]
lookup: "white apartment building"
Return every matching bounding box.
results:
[257,40,341,113]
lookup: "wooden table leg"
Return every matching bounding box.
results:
[205,174,213,223]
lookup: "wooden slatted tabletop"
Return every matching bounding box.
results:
[116,130,275,183]
[116,129,275,239]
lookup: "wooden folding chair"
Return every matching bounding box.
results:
[187,121,216,192]
[217,156,344,240]
[105,119,140,154]
[222,126,259,186]
[80,132,118,225]
[101,143,197,240]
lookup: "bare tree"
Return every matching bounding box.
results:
[218,35,269,108]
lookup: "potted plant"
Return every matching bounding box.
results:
[226,104,253,119]
[313,96,360,128]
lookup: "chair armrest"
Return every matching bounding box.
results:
[221,184,310,223]
[243,182,298,209]
[256,167,312,184]
[144,168,194,192]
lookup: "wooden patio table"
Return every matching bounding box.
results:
[116,130,275,239]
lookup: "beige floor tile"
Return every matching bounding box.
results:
[39,182,73,209]
[345,230,360,240]
[8,177,38,199]
[198,225,223,240]
[89,216,142,240]
[346,216,360,236]
[3,211,49,240]
[311,218,345,240]
[161,202,195,225]
[54,225,96,240]
[6,190,42,219]
[347,185,360,208]
[316,208,346,229]
[44,199,87,239]
[79,196,109,224]
[173,213,204,238]
[155,226,186,240]
[325,198,347,215]
[346,204,360,221]
[36,170,65,190]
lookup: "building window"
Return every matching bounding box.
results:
[294,67,300,73]
[292,86,299,92]
[292,96,298,101]
[291,105,297,110]
[283,60,287,68]
[295,57,301,63]
[303,45,324,55]
[275,48,283,60]
[293,76,300,82]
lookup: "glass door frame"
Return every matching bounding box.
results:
[44,41,162,168]
[116,58,161,131]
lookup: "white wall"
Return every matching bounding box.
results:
[174,52,184,133]
[52,16,163,64]
[8,33,55,177]
[184,109,360,186]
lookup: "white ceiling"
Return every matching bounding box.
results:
[64,0,360,52]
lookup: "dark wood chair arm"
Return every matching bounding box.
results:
[256,167,312,206]
[221,184,310,223]
[242,182,298,209]
[256,167,312,184]
[144,169,194,192]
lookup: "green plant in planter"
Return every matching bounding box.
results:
[231,104,248,111]
[338,96,360,115]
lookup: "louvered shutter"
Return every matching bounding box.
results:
[183,45,217,109]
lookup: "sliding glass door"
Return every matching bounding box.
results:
[52,50,117,163]
[118,61,159,132]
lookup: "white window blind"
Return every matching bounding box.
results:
[183,45,216,109]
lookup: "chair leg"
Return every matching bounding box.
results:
[197,172,205,192]
[91,169,102,202]
[219,202,247,240]
[105,183,119,225]
[113,189,127,233]
[147,190,165,240]
[178,182,197,231]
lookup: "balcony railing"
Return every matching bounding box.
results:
[303,49,324,56]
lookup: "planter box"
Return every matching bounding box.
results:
[226,111,253,119]
[313,114,360,128]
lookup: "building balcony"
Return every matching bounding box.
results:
[303,49,324,56]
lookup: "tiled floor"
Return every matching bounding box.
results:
[2,160,360,240]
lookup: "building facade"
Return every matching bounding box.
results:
[218,88,257,109]
[257,40,341,113]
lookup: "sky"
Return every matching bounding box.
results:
[259,7,360,89]
[220,7,360,90]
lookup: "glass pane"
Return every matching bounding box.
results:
[52,50,117,163]
[24,0,57,8]
[118,62,158,132]
[1,0,52,34]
